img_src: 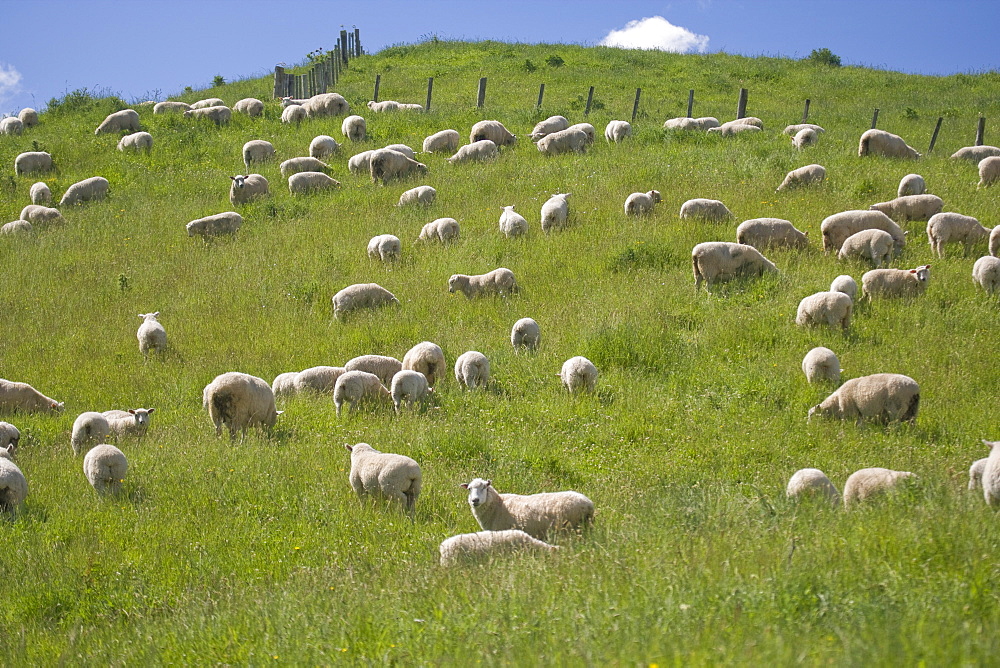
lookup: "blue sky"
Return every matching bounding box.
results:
[2,0,999,115]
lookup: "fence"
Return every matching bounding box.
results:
[272,28,363,99]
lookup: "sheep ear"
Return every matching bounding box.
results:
[230,176,236,181]
[344,444,353,452]
[909,269,916,274]
[128,409,136,415]
[147,408,154,414]
[486,479,492,487]
[153,312,159,317]
[460,483,469,489]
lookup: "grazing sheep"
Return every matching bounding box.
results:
[367,234,401,263]
[242,140,276,170]
[190,98,224,109]
[0,379,64,413]
[390,370,432,413]
[398,185,436,207]
[447,140,498,164]
[461,478,595,539]
[455,351,490,389]
[979,156,1000,187]
[470,120,516,147]
[796,291,853,330]
[448,268,518,298]
[793,128,818,149]
[969,457,988,491]
[691,242,778,291]
[29,182,51,204]
[569,122,596,143]
[898,174,926,197]
[869,194,943,222]
[663,116,720,131]
[117,131,152,153]
[280,157,328,178]
[0,117,23,135]
[536,127,589,155]
[19,205,62,225]
[293,366,346,394]
[439,530,558,566]
[951,145,1000,162]
[972,256,1000,294]
[417,217,460,243]
[137,312,167,356]
[499,205,529,238]
[14,151,53,176]
[344,442,421,511]
[541,193,570,233]
[281,104,306,124]
[820,210,905,254]
[992,226,1000,257]
[83,444,128,494]
[530,116,570,140]
[511,317,540,351]
[370,148,428,184]
[927,213,991,257]
[707,122,761,137]
[271,372,300,398]
[1,220,32,236]
[333,371,391,416]
[838,229,896,267]
[183,105,231,125]
[309,135,340,159]
[288,172,339,195]
[861,265,931,301]
[802,347,841,384]
[786,468,840,504]
[0,447,28,510]
[0,422,20,449]
[808,373,920,424]
[776,164,826,191]
[382,144,416,159]
[332,283,399,321]
[982,441,1000,506]
[102,408,154,438]
[558,356,598,394]
[605,120,632,142]
[830,275,858,300]
[858,129,920,159]
[342,115,366,141]
[71,412,111,455]
[153,101,191,114]
[345,355,402,386]
[202,372,281,439]
[18,108,36,128]
[95,109,140,135]
[624,190,661,216]
[186,211,242,239]
[782,123,825,135]
[402,341,446,387]
[680,198,733,222]
[301,93,350,117]
[280,96,309,107]
[422,129,460,153]
[367,100,399,113]
[843,468,916,507]
[233,98,264,117]
[60,177,109,206]
[229,174,270,205]
[348,150,375,175]
[736,218,808,249]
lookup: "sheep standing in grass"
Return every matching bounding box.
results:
[271,372,300,398]
[530,116,570,140]
[398,186,436,206]
[783,123,825,135]
[422,129,460,153]
[0,446,28,510]
[970,457,988,490]
[309,135,340,159]
[470,120,516,147]
[439,530,558,566]
[541,193,570,233]
[558,356,597,394]
[624,190,661,216]
[332,283,399,321]
[242,140,276,170]
[0,117,23,135]
[333,371,391,416]
[183,106,231,125]
[898,174,925,196]
[288,172,339,195]
[981,441,1000,506]
[808,373,920,424]
[680,198,733,222]
[233,98,264,117]
[802,347,841,384]
[455,351,490,389]
[927,213,991,257]
[569,122,596,141]
[796,292,853,330]
[861,265,931,301]
[0,422,20,450]
[191,98,224,109]
[402,342,446,387]
[858,129,920,159]
[972,256,1000,294]
[447,140,498,164]
[202,372,281,439]
[280,157,328,178]
[1,221,32,236]
[449,268,518,298]
[346,355,402,387]
[117,131,152,152]
[511,318,541,351]
[869,194,943,222]
[370,148,428,184]
[605,120,632,142]
[229,174,270,205]
[418,217,460,243]
[137,312,167,356]
[83,444,128,494]
[776,164,825,191]
[786,469,840,504]
[287,366,343,394]
[691,242,777,291]
[302,93,350,117]
[0,379,64,413]
[793,128,818,149]
[843,468,916,507]
[60,177,109,206]
[951,146,1000,162]
[830,275,858,300]
[536,127,589,155]
[186,212,242,239]
[95,109,140,135]
[153,101,191,114]
[281,104,306,125]
[838,229,896,267]
[390,371,432,413]
[341,115,366,141]
[820,210,905,254]
[71,412,111,455]
[17,109,37,126]
[14,152,53,176]
[663,116,719,131]
[367,234,401,263]
[499,206,528,238]
[344,442,421,512]
[461,478,594,539]
[736,218,808,249]
[347,150,376,175]
[103,408,154,439]
[20,205,62,226]
[29,182,51,204]
[978,156,1000,187]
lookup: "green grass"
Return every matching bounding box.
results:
[1,39,1000,664]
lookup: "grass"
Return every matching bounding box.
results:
[1,39,1000,664]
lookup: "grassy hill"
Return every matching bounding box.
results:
[1,40,999,664]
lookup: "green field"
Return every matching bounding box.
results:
[1,40,999,664]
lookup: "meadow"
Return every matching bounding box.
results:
[1,40,999,664]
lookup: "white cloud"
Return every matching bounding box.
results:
[0,63,23,108]
[599,16,709,53]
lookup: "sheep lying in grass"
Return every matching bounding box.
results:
[398,185,436,206]
[280,157,328,178]
[447,140,498,164]
[624,190,661,216]
[536,127,589,155]
[541,193,570,233]
[776,164,825,191]
[83,444,128,494]
[309,135,340,159]
[334,371,391,416]
[820,210,905,254]
[499,206,528,238]
[605,120,632,142]
[0,379,64,413]
[1,220,31,236]
[288,172,339,195]
[60,177,109,206]
[191,98,224,109]
[293,366,346,394]
[455,351,490,389]
[663,116,719,131]
[786,468,840,504]
[736,218,808,249]
[531,116,570,140]
[439,530,558,566]
[367,100,399,112]
[233,98,264,117]
[691,242,777,291]
[20,205,62,226]
[558,356,597,394]
[861,265,931,301]
[71,412,111,455]
[102,408,154,439]
[342,115,366,141]
[979,156,1000,187]
[186,212,242,239]
[843,468,916,507]
[242,140,276,170]
[972,256,1000,294]
[0,446,28,511]
[14,151,53,176]
[981,440,1000,506]
[462,478,594,540]
[422,129,460,153]
[782,123,824,135]
[808,373,920,424]
[869,194,943,222]
[470,120,516,146]
[792,128,818,149]
[367,234,401,263]
[29,182,51,204]
[418,217,460,243]
[345,355,402,388]
[927,213,991,257]
[448,268,518,298]
[390,370,432,413]
[838,229,895,267]
[370,148,428,184]
[898,174,925,196]
[95,109,140,135]
[402,342,446,387]
[117,131,152,152]
[802,347,841,384]
[680,198,733,222]
[796,291,853,330]
[229,174,270,205]
[202,372,281,439]
[153,101,190,114]
[707,122,761,137]
[345,442,421,512]
[0,422,20,450]
[137,312,167,356]
[332,283,399,321]
[969,457,989,491]
[183,106,231,125]
[858,129,920,159]
[951,145,1000,162]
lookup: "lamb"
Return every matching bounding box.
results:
[29,182,51,204]
[271,372,299,398]
[541,193,570,233]
[333,371,391,416]
[280,96,309,107]
[861,265,931,300]
[898,174,926,197]
[233,98,264,117]
[83,444,128,494]
[786,468,840,504]
[970,457,989,490]
[369,148,428,184]
[680,198,733,222]
[735,218,808,249]
[332,283,400,321]
[301,93,350,117]
[95,109,140,134]
[0,422,20,449]
[308,135,340,161]
[60,177,109,206]
[605,120,632,142]
[390,370,432,413]
[71,412,111,455]
[558,356,598,394]
[982,440,1000,506]
[707,122,761,137]
[280,157,328,178]
[0,447,28,511]
[838,229,896,267]
[926,212,991,257]
[345,355,402,386]
[293,366,346,394]
[470,120,516,147]
[782,123,825,135]
[972,256,1000,294]
[398,185,436,206]
[0,379,64,413]
[367,100,399,112]
[530,116,570,140]
[229,174,270,205]
[842,468,916,507]
[341,115,366,141]
[455,351,490,389]
[802,347,841,384]
[116,131,153,153]
[288,172,339,195]
[14,151,53,176]
[0,117,23,135]
[831,275,858,300]
[624,190,661,216]
[348,150,375,174]
[820,210,905,254]
[536,127,589,155]
[978,156,1000,187]
[19,205,62,225]
[399,103,424,111]
[186,211,242,239]
[691,242,777,290]
[281,104,306,124]
[951,145,1000,163]
[796,291,853,330]
[511,317,541,351]
[422,129,460,153]
[569,123,596,144]
[190,98,224,109]
[137,312,167,355]
[663,116,719,131]
[722,116,763,129]
[417,217,460,243]
[448,268,518,298]
[202,371,281,439]
[153,101,191,114]
[447,140,499,164]
[776,164,825,191]
[461,478,594,539]
[242,140,276,170]
[367,234,401,263]
[344,442,421,512]
[792,128,818,149]
[869,194,943,222]
[1,220,32,236]
[993,225,1000,257]
[439,530,558,566]
[858,128,920,159]
[808,373,920,424]
[184,105,231,125]
[499,206,528,238]
[102,408,154,438]
[402,341,446,386]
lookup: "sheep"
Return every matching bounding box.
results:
[838,229,896,267]
[448,268,518,298]
[776,164,826,191]
[95,109,140,135]
[808,373,920,424]
[19,205,62,225]
[332,283,399,321]
[102,408,154,438]
[280,157,328,178]
[724,116,764,129]
[624,191,661,216]
[83,444,128,494]
[367,234,401,263]
[541,193,570,233]
[402,341,446,387]
[0,422,20,449]
[982,440,1000,506]
[993,225,1000,257]
[499,205,528,238]
[782,123,825,135]
[511,318,541,351]
[71,412,111,455]
[422,129,460,153]
[461,478,594,539]
[786,468,840,504]
[1,220,32,236]
[0,447,28,511]
[793,128,818,149]
[367,100,399,113]
[455,351,490,389]
[398,185,436,207]
[281,104,306,124]
[979,156,1000,187]
[344,442,421,511]
[117,131,152,152]
[369,148,428,184]
[447,140,498,164]
[333,371,391,416]
[190,97,224,109]
[348,150,375,175]
[898,174,926,197]
[60,177,109,206]
[0,117,23,135]
[736,218,808,249]
[861,265,931,301]
[186,211,242,239]
[680,198,733,222]
[558,356,598,394]
[707,122,761,137]
[341,115,366,141]
[970,457,989,490]
[280,96,309,107]
[470,120,516,147]
[271,372,299,398]
[305,135,339,161]
[605,120,632,142]
[29,182,51,204]
[972,256,1000,294]
[858,128,920,159]
[15,108,35,126]
[568,123,596,144]
[202,372,281,439]
[530,116,570,140]
[14,151,53,176]
[869,194,943,222]
[843,468,916,507]
[293,366,346,394]
[345,355,402,386]
[390,370,432,413]
[691,242,778,291]
[233,98,264,117]
[417,217,460,243]
[242,140,276,170]
[136,312,167,356]
[301,93,350,117]
[0,379,64,413]
[439,530,558,566]
[802,347,841,384]
[951,145,1000,162]
[796,291,853,330]
[830,275,858,300]
[536,127,589,155]
[820,210,906,254]
[288,172,339,195]
[228,174,270,205]
[663,116,719,131]
[184,105,231,125]
[926,213,990,257]
[153,101,191,114]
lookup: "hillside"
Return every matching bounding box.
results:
[1,40,999,664]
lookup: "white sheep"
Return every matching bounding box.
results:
[202,371,281,439]
[796,291,853,330]
[333,371,391,416]
[367,234,401,263]
[398,185,436,207]
[838,229,896,267]
[242,140,276,170]
[541,193,570,233]
[344,442,421,511]
[455,351,490,389]
[869,194,943,222]
[680,198,733,222]
[0,422,20,450]
[461,478,594,539]
[808,373,920,424]
[370,148,428,184]
[288,172,339,195]
[707,122,761,137]
[422,129,460,153]
[0,379,64,413]
[448,268,518,298]
[969,457,988,491]
[183,105,231,125]
[233,98,264,117]
[83,444,128,494]
[301,93,350,117]
[390,370,432,413]
[978,156,1000,187]
[927,212,991,257]
[530,116,570,140]
[569,122,597,144]
[898,173,925,197]
[0,117,23,135]
[820,210,905,254]
[271,372,300,398]
[604,120,632,142]
[861,265,931,301]
[309,135,340,159]
[439,530,558,566]
[843,468,916,507]
[18,108,37,127]
[229,174,270,205]
[71,412,111,455]
[776,164,826,191]
[117,131,153,152]
[0,446,28,510]
[417,217,460,243]
[792,128,818,149]
[536,127,589,155]
[735,218,808,249]
[29,182,51,204]
[190,98,224,109]
[345,355,403,386]
[19,205,62,225]
[499,206,528,238]
[14,151,53,176]
[558,356,597,394]
[447,140,498,164]
[830,275,858,300]
[332,283,399,321]
[470,120,516,146]
[348,150,375,175]
[186,211,242,239]
[137,312,167,355]
[341,115,366,141]
[782,123,825,135]
[511,318,541,351]
[691,242,778,291]
[102,408,154,438]
[624,190,661,216]
[95,109,140,135]
[281,104,306,124]
[402,341,446,386]
[293,366,346,394]
[381,144,416,158]
[280,157,328,178]
[992,225,1000,257]
[951,146,1000,162]
[663,116,719,131]
[280,96,309,107]
[366,100,399,112]
[972,256,1000,294]
[153,101,191,114]
[802,347,841,384]
[982,440,1000,506]
[859,129,921,158]
[60,176,109,206]
[786,468,840,504]
[1,220,32,236]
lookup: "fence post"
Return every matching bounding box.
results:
[273,66,285,99]
[354,28,362,56]
[687,89,694,118]
[340,30,349,65]
[802,99,811,122]
[373,74,381,103]
[537,83,545,109]
[631,88,641,122]
[309,68,316,97]
[584,86,594,116]
[976,116,986,146]
[928,117,943,153]
[477,77,487,108]
[736,88,748,119]
[425,77,433,112]
[871,108,879,129]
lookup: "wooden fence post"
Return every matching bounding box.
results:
[584,86,594,116]
[928,117,943,153]
[687,89,694,118]
[425,77,433,112]
[340,30,349,65]
[273,66,285,99]
[477,77,487,108]
[631,88,641,122]
[736,88,748,119]
[975,116,986,146]
[871,108,879,129]
[354,28,362,56]
[537,83,545,109]
[802,99,811,122]
[373,74,381,103]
